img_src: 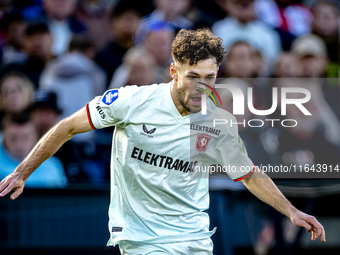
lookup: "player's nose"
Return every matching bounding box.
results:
[196,82,206,93]
[197,81,207,89]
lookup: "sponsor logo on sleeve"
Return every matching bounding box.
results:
[102,90,119,105]
[96,105,106,119]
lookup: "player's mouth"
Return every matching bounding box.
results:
[190,96,202,106]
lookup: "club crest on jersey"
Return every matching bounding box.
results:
[196,133,212,153]
[102,90,119,105]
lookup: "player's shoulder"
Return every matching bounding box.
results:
[208,100,236,122]
[97,82,169,110]
[130,82,167,94]
[215,107,236,121]
[125,82,169,101]
[205,102,238,134]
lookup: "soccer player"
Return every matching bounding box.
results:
[0,29,325,254]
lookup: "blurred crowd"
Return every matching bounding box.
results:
[0,0,339,187]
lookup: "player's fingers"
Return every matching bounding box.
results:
[0,182,7,195]
[321,227,326,243]
[0,182,14,197]
[0,177,10,192]
[308,217,324,241]
[11,186,24,200]
[311,228,316,241]
[299,219,313,233]
[310,217,326,242]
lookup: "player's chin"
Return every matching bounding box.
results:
[190,104,202,113]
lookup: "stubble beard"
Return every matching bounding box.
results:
[176,86,191,113]
[175,86,202,114]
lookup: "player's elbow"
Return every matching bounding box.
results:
[62,107,94,136]
[57,118,76,140]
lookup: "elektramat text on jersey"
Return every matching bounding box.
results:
[190,124,221,136]
[131,147,198,172]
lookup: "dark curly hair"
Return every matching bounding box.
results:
[171,29,227,66]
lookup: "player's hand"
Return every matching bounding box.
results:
[0,172,26,200]
[290,210,326,243]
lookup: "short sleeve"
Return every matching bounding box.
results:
[217,117,255,182]
[86,86,134,129]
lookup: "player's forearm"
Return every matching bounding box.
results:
[14,119,74,180]
[242,170,298,219]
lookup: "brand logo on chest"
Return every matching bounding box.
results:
[140,124,156,138]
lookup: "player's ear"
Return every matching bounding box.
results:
[170,63,178,81]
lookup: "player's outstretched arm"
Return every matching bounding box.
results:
[242,170,326,243]
[0,107,93,200]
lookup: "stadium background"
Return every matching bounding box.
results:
[0,0,340,254]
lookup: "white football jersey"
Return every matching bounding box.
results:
[86,81,254,246]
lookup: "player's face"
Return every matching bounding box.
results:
[171,58,218,115]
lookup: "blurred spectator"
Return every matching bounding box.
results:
[270,52,302,116]
[41,0,86,55]
[291,34,328,78]
[39,34,105,184]
[190,0,228,29]
[280,38,340,142]
[75,0,112,50]
[40,34,106,130]
[30,90,62,138]
[261,78,340,166]
[310,1,340,123]
[1,13,28,65]
[312,0,340,78]
[0,113,67,188]
[275,77,340,145]
[273,52,302,77]
[219,41,268,110]
[255,0,313,36]
[220,40,266,78]
[109,46,157,88]
[95,0,143,87]
[252,48,265,77]
[212,0,281,72]
[23,22,53,84]
[0,72,34,126]
[30,89,85,182]
[135,0,193,44]
[322,80,340,123]
[220,41,254,78]
[11,1,44,21]
[217,78,275,165]
[0,0,13,40]
[143,27,174,83]
[0,0,11,16]
[277,96,339,166]
[0,23,54,87]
